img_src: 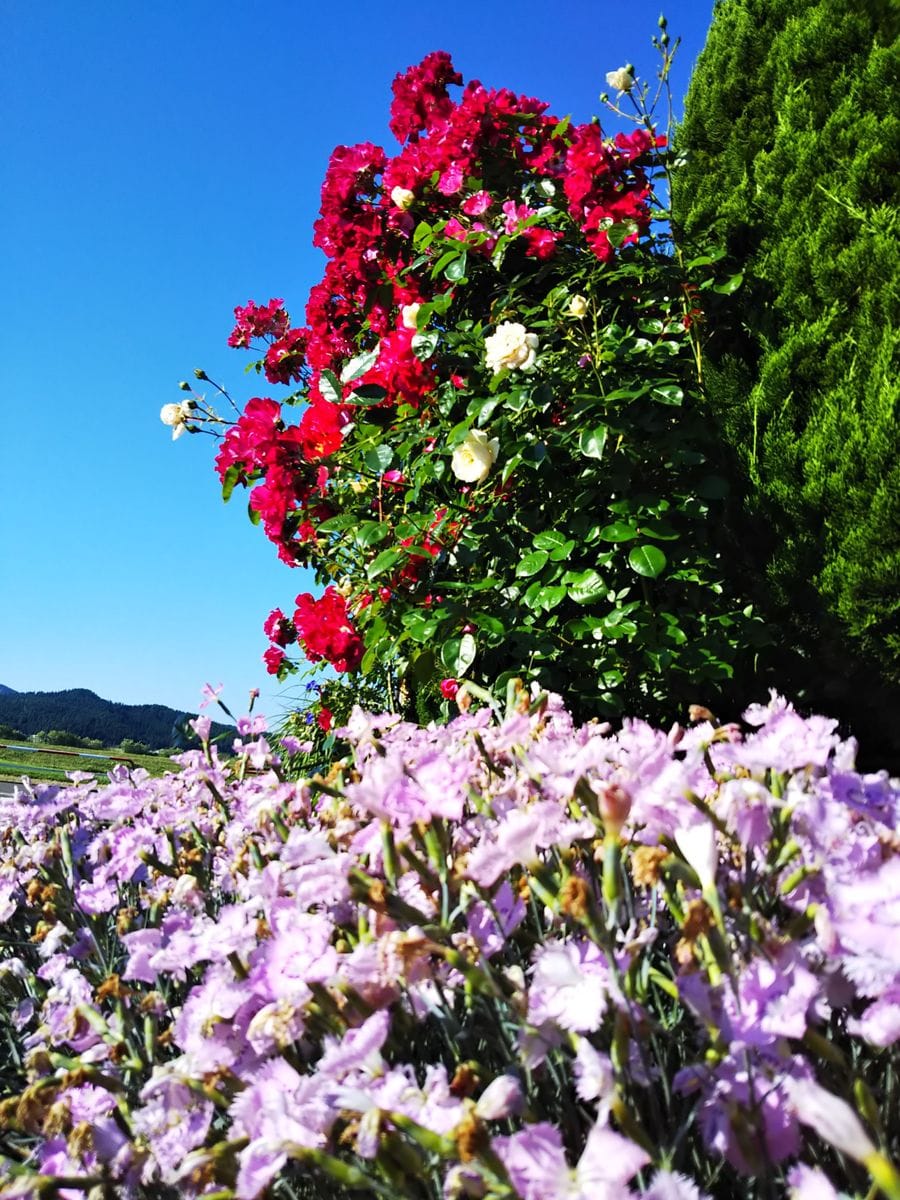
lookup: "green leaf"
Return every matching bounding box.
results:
[413,221,433,250]
[319,370,342,405]
[367,549,402,580]
[527,584,567,611]
[340,349,379,385]
[599,522,638,542]
[651,384,684,406]
[533,530,568,552]
[516,550,550,578]
[411,331,439,361]
[221,464,241,503]
[355,521,390,547]
[579,425,608,459]
[364,445,394,472]
[628,544,667,578]
[712,273,743,295]
[563,569,606,603]
[316,514,359,533]
[348,383,388,405]
[441,633,477,676]
[472,613,505,638]
[637,520,679,541]
[431,249,459,275]
[445,251,468,281]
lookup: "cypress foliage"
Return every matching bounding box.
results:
[673,0,900,751]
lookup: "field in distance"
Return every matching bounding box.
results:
[0,740,182,784]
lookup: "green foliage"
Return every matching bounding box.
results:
[673,0,900,742]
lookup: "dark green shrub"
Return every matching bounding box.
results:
[672,0,900,757]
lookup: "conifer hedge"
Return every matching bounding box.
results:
[672,0,900,742]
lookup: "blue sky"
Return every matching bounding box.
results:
[1,0,714,722]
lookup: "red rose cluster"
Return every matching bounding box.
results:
[263,588,364,675]
[218,52,663,677]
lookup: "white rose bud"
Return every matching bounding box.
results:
[390,186,415,210]
[484,321,539,375]
[606,67,635,94]
[401,303,421,330]
[568,294,589,318]
[451,429,500,483]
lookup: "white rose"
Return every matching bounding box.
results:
[401,303,421,330]
[567,294,589,318]
[484,322,539,375]
[606,67,635,94]
[160,402,189,440]
[390,186,415,210]
[451,429,500,483]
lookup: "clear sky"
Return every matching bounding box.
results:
[0,0,714,723]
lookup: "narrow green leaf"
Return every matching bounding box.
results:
[221,464,241,503]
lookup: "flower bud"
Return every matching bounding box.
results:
[598,782,631,834]
[390,186,415,210]
[401,302,421,330]
[567,294,589,318]
[475,1075,524,1121]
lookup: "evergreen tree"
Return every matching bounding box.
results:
[673,0,900,751]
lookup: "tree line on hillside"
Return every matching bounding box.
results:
[0,688,234,752]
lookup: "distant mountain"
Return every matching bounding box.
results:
[0,688,233,751]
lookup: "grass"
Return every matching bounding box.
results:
[0,741,182,784]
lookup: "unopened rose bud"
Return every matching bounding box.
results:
[390,186,415,210]
[193,368,208,380]
[567,294,589,319]
[401,302,421,330]
[178,380,191,391]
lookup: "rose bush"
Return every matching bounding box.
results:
[174,42,768,723]
[1,690,899,1198]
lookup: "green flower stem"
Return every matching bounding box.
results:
[866,1152,900,1200]
[602,831,622,922]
